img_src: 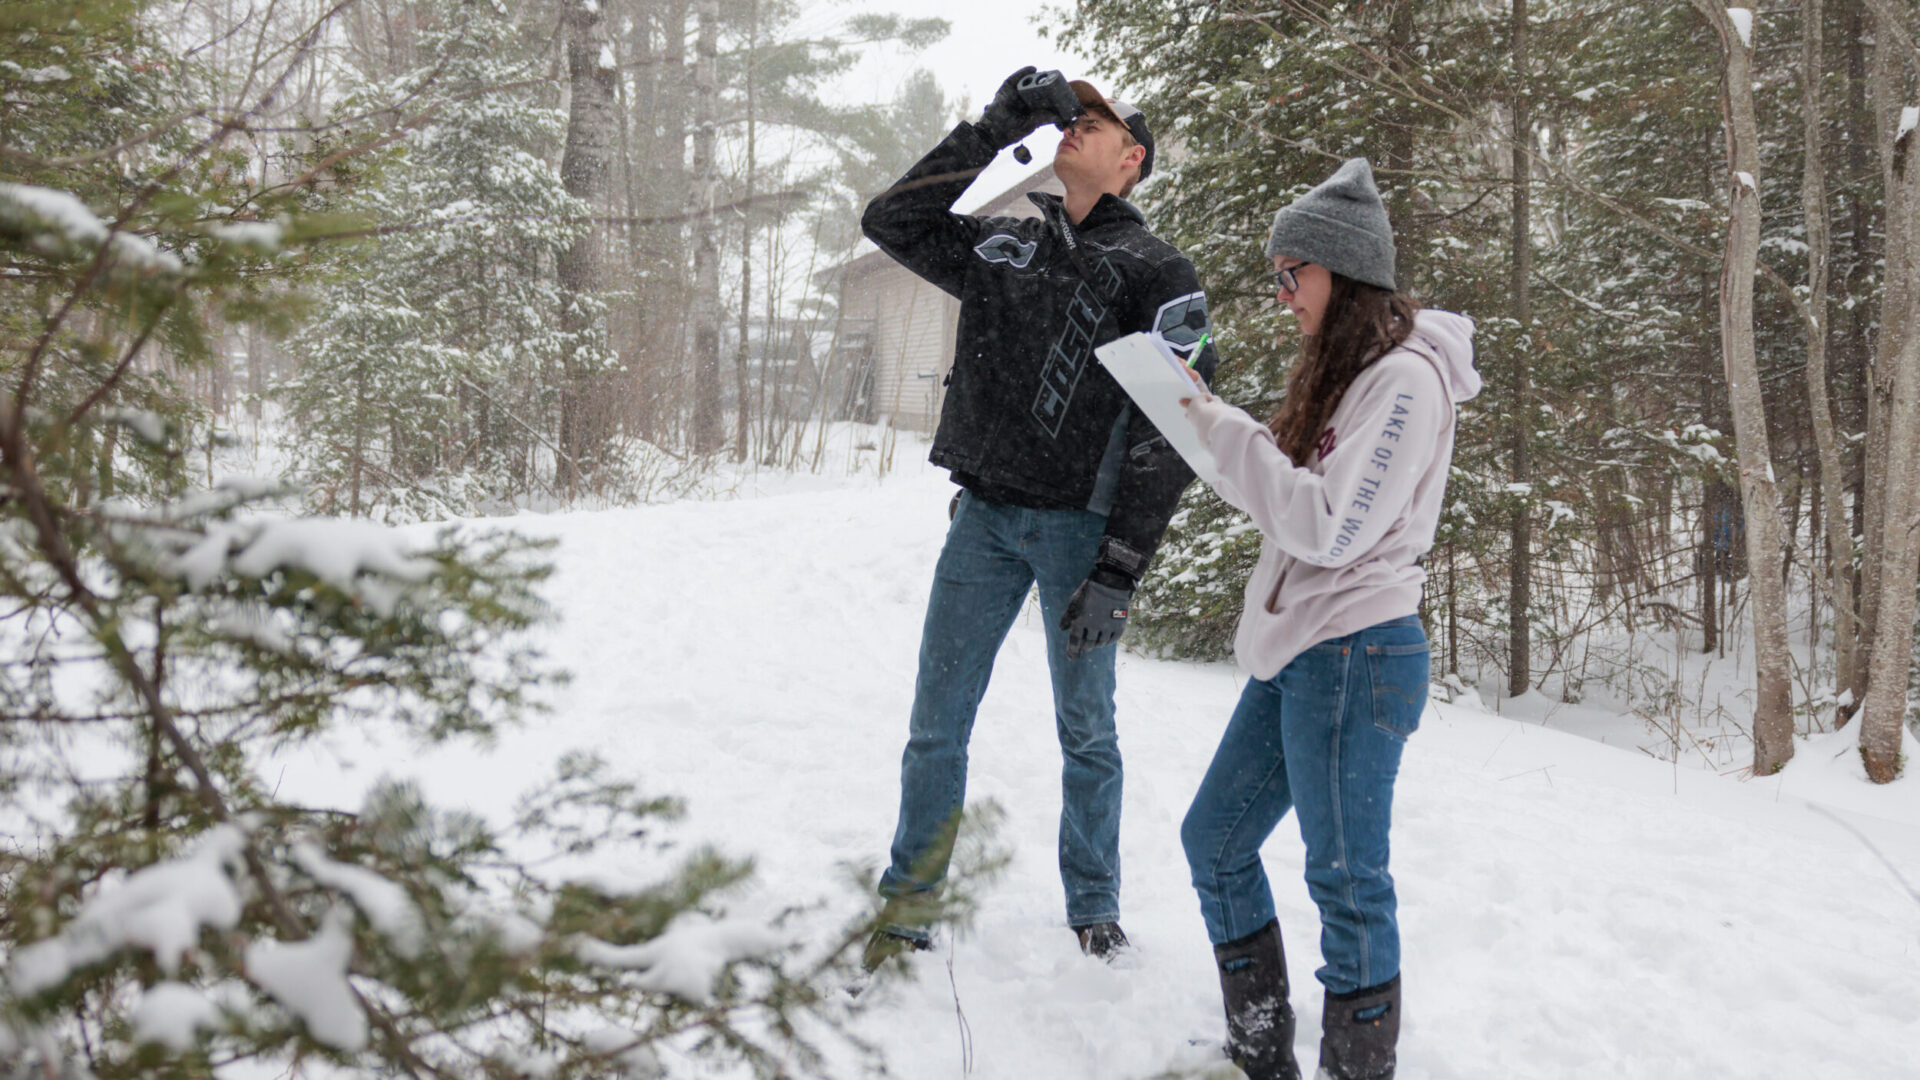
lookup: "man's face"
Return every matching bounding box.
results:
[1053,109,1143,197]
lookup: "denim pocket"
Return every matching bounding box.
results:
[1365,641,1429,739]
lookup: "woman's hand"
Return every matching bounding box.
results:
[1178,362,1208,408]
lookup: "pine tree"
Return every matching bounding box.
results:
[1055,0,1518,661]
[281,3,608,522]
[1,4,988,1073]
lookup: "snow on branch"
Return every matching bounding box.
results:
[291,842,426,958]
[209,220,285,254]
[0,181,182,274]
[165,514,438,615]
[131,982,224,1052]
[243,908,367,1052]
[8,826,246,996]
[571,914,783,1003]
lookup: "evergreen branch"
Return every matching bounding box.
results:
[62,287,183,430]
[0,3,359,172]
[276,63,594,196]
[1222,0,1821,341]
[293,191,812,243]
[0,106,214,170]
[11,224,122,434]
[13,0,356,427]
[0,413,376,1075]
[452,379,579,483]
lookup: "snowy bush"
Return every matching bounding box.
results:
[0,3,981,1074]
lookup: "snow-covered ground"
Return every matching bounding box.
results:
[265,446,1920,1080]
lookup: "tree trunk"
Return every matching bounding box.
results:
[732,0,757,463]
[350,357,367,519]
[689,0,722,454]
[1700,497,1719,658]
[558,0,618,493]
[1835,0,1874,716]
[1856,0,1920,782]
[1380,2,1420,285]
[245,320,264,420]
[1798,0,1858,728]
[1847,0,1897,716]
[612,0,643,437]
[639,3,690,442]
[1507,0,1534,699]
[1696,0,1797,775]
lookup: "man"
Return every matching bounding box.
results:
[861,67,1219,968]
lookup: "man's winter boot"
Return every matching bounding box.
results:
[860,927,931,973]
[1213,919,1300,1080]
[1073,921,1131,962]
[1316,975,1400,1080]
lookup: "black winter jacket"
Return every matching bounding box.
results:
[861,122,1220,574]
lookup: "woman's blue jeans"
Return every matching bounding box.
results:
[879,491,1122,931]
[1180,615,1428,994]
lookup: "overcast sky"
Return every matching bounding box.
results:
[748,2,1110,298]
[810,1,1112,210]
[827,0,1102,121]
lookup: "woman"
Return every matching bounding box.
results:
[1176,158,1480,1080]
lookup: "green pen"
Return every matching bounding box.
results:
[1187,333,1210,369]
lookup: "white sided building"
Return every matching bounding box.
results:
[822,150,1064,432]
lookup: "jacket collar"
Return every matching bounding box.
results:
[1028,190,1145,232]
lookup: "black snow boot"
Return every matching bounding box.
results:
[1317,975,1400,1080]
[859,927,930,973]
[1073,921,1131,962]
[1213,919,1301,1080]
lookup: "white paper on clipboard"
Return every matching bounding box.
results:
[1095,331,1224,487]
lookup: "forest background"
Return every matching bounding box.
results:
[3,0,1919,1074]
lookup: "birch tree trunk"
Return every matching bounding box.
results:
[1695,0,1797,774]
[1798,0,1859,727]
[1856,0,1920,782]
[558,0,617,493]
[689,0,723,454]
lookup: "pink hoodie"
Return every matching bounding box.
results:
[1183,309,1481,680]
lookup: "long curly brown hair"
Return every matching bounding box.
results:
[1268,273,1418,463]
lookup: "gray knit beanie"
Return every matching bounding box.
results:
[1264,157,1396,291]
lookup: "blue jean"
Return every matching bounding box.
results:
[880,491,1122,931]
[1180,615,1428,994]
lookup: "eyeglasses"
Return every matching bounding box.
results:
[1274,262,1312,295]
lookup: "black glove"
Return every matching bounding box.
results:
[1061,564,1135,660]
[977,67,1083,149]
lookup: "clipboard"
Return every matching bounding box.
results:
[1095,332,1224,486]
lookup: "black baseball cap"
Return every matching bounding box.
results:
[1068,80,1154,181]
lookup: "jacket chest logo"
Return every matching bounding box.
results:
[1031,256,1120,438]
[973,233,1038,269]
[1150,291,1210,363]
[1316,426,1339,461]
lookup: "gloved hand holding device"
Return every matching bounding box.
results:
[977,66,1083,152]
